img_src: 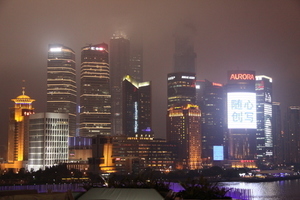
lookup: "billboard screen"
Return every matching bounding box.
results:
[213,146,224,161]
[227,92,257,129]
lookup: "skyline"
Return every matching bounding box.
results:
[0,0,300,147]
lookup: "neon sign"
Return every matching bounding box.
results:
[230,73,255,80]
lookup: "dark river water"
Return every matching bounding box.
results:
[1,180,300,200]
[220,179,300,200]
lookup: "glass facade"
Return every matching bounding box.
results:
[167,72,196,109]
[28,113,69,171]
[80,43,111,137]
[196,80,225,162]
[110,34,130,135]
[47,44,76,136]
[122,75,152,137]
[255,75,273,160]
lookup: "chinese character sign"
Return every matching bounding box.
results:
[227,92,257,129]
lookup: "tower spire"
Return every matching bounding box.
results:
[22,80,25,95]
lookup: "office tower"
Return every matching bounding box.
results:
[47,44,77,136]
[173,24,197,73]
[167,72,196,108]
[272,102,283,165]
[226,70,257,161]
[80,43,111,137]
[7,88,35,163]
[27,112,69,171]
[255,75,273,161]
[130,37,143,82]
[283,106,300,164]
[167,104,201,170]
[196,80,225,163]
[122,75,152,137]
[110,33,130,135]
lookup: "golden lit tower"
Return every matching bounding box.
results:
[167,104,202,170]
[8,87,35,163]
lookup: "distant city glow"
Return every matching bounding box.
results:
[227,92,257,129]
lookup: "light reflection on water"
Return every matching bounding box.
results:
[220,179,300,200]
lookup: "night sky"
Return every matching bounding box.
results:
[0,0,300,149]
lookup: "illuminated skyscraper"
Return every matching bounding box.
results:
[80,43,111,137]
[166,26,200,169]
[27,112,69,171]
[226,70,257,161]
[255,75,273,161]
[122,75,152,137]
[167,104,201,170]
[167,72,196,108]
[110,33,130,135]
[47,44,77,136]
[7,88,35,163]
[196,80,225,163]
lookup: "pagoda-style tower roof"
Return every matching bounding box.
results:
[12,87,35,105]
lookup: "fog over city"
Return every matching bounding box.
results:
[0,0,299,148]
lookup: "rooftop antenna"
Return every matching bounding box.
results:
[22,80,25,95]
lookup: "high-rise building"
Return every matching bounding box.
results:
[47,44,77,136]
[27,112,69,171]
[272,102,283,165]
[167,104,201,170]
[130,37,143,82]
[110,33,130,135]
[122,75,152,137]
[167,72,196,109]
[283,106,300,164]
[255,75,273,161]
[173,24,197,73]
[196,80,225,163]
[80,43,111,137]
[167,36,200,169]
[226,70,257,161]
[7,88,35,163]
